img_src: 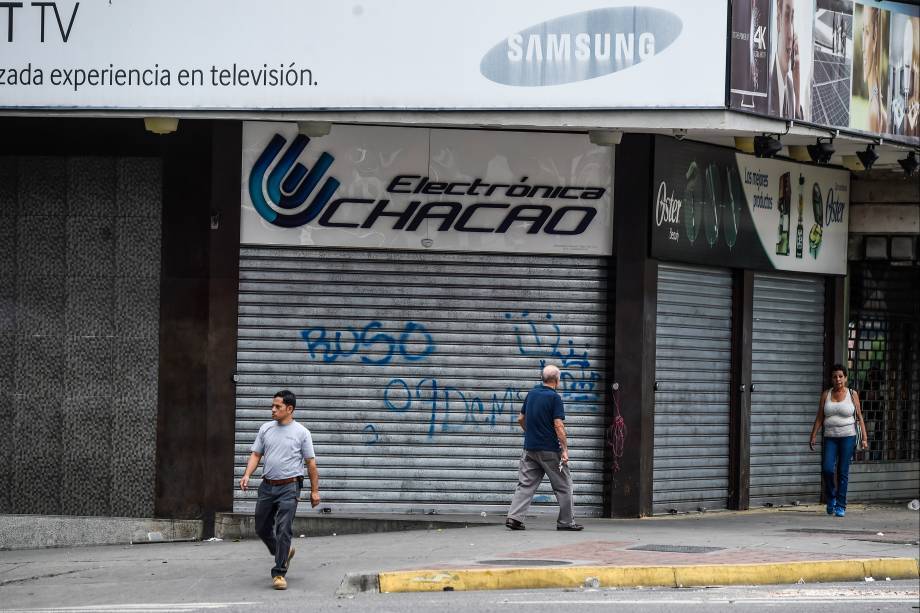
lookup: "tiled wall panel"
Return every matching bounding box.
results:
[0,156,162,517]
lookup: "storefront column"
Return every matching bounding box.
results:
[203,121,242,533]
[729,270,753,510]
[611,134,657,518]
[155,122,213,519]
[825,276,846,366]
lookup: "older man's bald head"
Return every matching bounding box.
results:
[542,364,561,385]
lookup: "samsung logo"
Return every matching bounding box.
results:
[481,7,683,86]
[506,32,657,64]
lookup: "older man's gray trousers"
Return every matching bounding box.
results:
[506,450,575,526]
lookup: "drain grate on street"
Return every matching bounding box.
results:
[626,544,724,554]
[477,559,572,566]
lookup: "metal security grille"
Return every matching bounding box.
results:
[653,264,733,514]
[233,246,610,516]
[749,273,825,507]
[848,263,920,464]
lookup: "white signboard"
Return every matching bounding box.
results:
[736,156,849,275]
[241,122,613,255]
[0,0,727,109]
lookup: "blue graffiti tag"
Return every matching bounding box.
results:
[359,312,599,441]
[505,311,561,357]
[505,311,601,405]
[362,424,379,445]
[382,377,521,438]
[300,320,434,366]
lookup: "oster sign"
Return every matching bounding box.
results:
[651,136,849,275]
[241,122,613,255]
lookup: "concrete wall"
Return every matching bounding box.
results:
[849,171,920,235]
[0,514,201,550]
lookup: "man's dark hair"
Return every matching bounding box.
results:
[274,390,296,409]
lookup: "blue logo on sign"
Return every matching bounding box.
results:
[249,134,341,227]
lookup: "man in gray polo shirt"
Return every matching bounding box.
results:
[240,390,320,590]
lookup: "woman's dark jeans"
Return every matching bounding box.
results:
[822,435,857,509]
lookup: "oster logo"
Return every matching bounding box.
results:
[248,134,341,227]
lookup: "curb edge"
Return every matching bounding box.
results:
[373,558,920,593]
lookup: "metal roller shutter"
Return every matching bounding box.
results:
[653,264,733,514]
[750,273,825,506]
[233,246,610,516]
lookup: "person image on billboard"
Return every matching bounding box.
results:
[770,0,804,118]
[851,4,890,133]
[887,12,920,137]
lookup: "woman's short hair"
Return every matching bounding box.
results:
[830,363,848,377]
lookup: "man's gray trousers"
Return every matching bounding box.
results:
[254,481,299,577]
[507,449,575,527]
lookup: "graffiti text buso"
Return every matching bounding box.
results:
[300,320,434,365]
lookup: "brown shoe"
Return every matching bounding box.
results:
[556,523,584,531]
[272,575,287,590]
[505,518,525,530]
[286,546,295,568]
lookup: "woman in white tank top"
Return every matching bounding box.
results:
[809,364,868,517]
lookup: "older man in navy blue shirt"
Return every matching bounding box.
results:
[505,364,583,531]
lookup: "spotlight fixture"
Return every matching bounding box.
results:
[754,134,783,158]
[806,138,835,164]
[898,151,918,176]
[856,144,878,171]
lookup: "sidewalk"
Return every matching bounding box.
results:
[0,503,917,609]
[361,504,920,593]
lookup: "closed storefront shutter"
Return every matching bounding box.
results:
[749,273,825,506]
[233,246,611,517]
[653,264,733,513]
[847,262,920,500]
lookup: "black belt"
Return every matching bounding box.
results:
[263,477,299,486]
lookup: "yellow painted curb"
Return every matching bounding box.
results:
[377,558,919,593]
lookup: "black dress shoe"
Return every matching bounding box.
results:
[505,518,526,530]
[556,523,584,531]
